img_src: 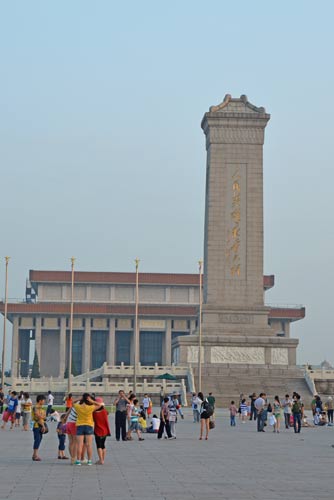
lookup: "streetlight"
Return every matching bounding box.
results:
[198,259,203,393]
[68,257,75,394]
[133,258,140,394]
[15,358,26,378]
[1,257,10,386]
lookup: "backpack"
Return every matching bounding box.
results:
[202,400,214,417]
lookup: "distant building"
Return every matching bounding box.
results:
[0,270,304,378]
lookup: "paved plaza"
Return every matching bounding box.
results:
[0,408,333,500]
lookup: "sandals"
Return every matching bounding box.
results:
[32,457,41,461]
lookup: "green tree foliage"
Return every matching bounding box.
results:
[31,350,40,378]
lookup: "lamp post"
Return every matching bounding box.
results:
[198,259,203,393]
[133,258,140,394]
[68,257,75,394]
[15,358,26,378]
[1,257,10,386]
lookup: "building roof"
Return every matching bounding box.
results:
[29,270,275,290]
[0,302,305,323]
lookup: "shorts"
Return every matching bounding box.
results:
[95,435,107,449]
[15,412,21,420]
[130,421,139,431]
[66,422,77,436]
[22,413,31,426]
[2,410,14,423]
[76,425,94,436]
[201,411,210,419]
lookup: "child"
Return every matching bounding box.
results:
[130,399,145,441]
[57,414,69,459]
[147,414,160,433]
[240,398,248,423]
[138,409,147,433]
[93,397,111,465]
[229,401,237,426]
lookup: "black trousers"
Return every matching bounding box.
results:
[157,419,172,439]
[115,411,127,441]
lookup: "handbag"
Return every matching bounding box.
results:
[39,422,49,434]
[269,415,276,426]
[209,419,215,429]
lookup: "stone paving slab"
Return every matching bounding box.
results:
[0,409,334,499]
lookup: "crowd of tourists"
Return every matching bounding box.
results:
[227,392,334,433]
[0,386,215,463]
[1,385,332,465]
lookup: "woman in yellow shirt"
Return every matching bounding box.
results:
[74,393,102,466]
[32,394,47,461]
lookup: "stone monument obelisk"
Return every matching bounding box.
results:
[174,95,298,375]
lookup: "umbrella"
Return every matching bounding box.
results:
[155,372,177,380]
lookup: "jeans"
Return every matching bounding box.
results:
[33,427,43,450]
[46,405,53,416]
[115,411,127,441]
[58,434,66,451]
[193,409,200,422]
[257,411,265,431]
[249,406,257,420]
[230,415,236,426]
[328,409,333,424]
[293,412,301,433]
[284,413,291,428]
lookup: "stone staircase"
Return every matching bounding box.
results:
[192,365,313,408]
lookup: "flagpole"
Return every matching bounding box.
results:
[1,257,10,386]
[68,257,75,394]
[134,258,140,394]
[198,259,203,393]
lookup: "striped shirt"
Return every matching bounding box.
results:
[67,406,78,423]
[240,403,248,414]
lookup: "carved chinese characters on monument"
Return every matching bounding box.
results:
[225,164,246,280]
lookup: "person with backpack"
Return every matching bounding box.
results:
[292,394,303,433]
[198,392,213,440]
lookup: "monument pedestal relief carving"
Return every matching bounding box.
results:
[173,95,303,398]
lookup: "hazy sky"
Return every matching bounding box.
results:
[1,1,333,367]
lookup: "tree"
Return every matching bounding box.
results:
[31,350,40,379]
[64,361,80,379]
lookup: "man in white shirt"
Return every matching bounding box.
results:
[46,390,54,416]
[142,394,151,417]
[282,394,292,429]
[254,393,266,432]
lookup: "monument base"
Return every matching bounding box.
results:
[173,334,298,366]
[172,334,312,405]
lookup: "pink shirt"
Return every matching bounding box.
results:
[230,404,237,416]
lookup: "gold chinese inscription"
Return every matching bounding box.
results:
[226,169,241,277]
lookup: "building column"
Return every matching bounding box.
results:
[59,317,66,378]
[84,319,91,372]
[35,317,42,368]
[165,319,172,366]
[108,318,115,366]
[11,316,19,378]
